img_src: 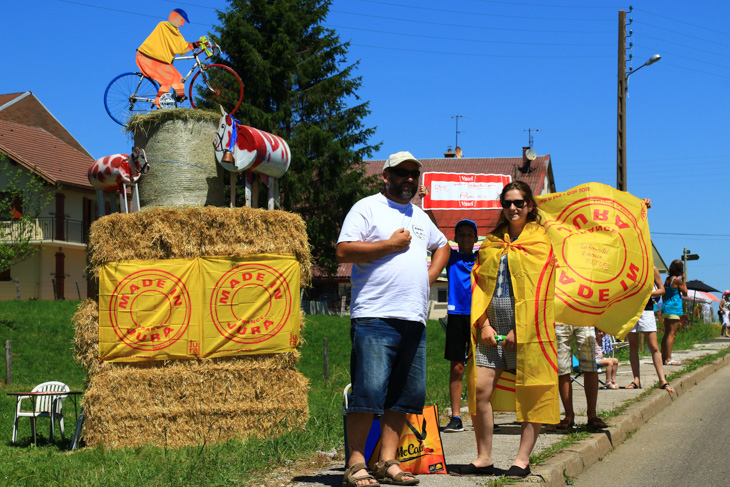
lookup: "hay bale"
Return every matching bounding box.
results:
[75,205,312,449]
[86,206,312,286]
[132,112,225,207]
[72,300,302,380]
[82,363,309,448]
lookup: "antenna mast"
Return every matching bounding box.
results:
[523,128,541,148]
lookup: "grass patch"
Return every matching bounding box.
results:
[529,431,590,466]
[0,304,454,486]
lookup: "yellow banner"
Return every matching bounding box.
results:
[468,222,559,424]
[99,255,300,362]
[201,256,300,359]
[535,183,653,339]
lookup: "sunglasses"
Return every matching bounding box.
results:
[500,199,527,209]
[387,167,421,179]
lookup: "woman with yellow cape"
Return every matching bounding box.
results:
[451,181,559,479]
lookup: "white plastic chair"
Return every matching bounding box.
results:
[12,381,70,444]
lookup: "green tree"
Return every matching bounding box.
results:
[0,156,56,273]
[209,0,381,275]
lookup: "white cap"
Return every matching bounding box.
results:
[383,151,422,171]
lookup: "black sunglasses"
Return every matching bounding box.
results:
[501,199,527,209]
[387,167,420,179]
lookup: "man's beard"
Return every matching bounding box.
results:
[387,181,415,200]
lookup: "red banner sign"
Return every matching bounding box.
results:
[421,172,511,210]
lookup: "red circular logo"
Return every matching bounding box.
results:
[108,270,192,351]
[209,263,293,345]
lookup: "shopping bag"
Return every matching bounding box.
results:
[367,405,447,475]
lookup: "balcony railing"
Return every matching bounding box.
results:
[0,217,87,244]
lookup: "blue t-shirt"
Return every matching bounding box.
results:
[445,248,476,315]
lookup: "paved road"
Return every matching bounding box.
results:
[573,360,730,487]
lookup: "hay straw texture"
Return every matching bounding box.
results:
[73,301,309,448]
[74,205,313,448]
[82,360,309,449]
[133,115,225,207]
[87,206,312,286]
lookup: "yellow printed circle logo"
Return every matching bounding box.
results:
[543,196,651,314]
[108,270,192,351]
[209,263,293,344]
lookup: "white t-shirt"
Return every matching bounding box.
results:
[337,193,448,324]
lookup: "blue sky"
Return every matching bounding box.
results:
[4,0,729,300]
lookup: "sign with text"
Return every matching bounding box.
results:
[99,254,300,362]
[535,183,653,339]
[421,172,511,210]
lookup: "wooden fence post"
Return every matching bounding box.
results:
[5,340,11,385]
[323,337,329,381]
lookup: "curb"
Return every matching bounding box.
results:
[530,353,730,486]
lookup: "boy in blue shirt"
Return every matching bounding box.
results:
[442,219,478,432]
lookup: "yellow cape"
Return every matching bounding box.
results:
[466,222,559,424]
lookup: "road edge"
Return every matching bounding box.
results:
[530,352,730,486]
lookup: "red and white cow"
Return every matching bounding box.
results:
[87,147,148,192]
[213,108,291,178]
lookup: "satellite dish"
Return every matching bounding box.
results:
[525,149,537,161]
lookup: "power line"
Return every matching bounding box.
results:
[633,7,730,38]
[354,0,613,21]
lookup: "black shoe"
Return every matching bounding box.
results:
[443,416,464,432]
[175,94,188,103]
[449,463,494,476]
[504,465,531,479]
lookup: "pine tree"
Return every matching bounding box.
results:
[210,0,381,276]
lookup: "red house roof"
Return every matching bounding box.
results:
[328,153,555,279]
[0,92,94,190]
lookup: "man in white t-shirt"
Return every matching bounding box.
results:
[337,151,450,487]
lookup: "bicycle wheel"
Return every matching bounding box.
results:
[189,64,244,116]
[104,72,160,126]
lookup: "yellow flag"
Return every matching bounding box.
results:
[467,222,559,424]
[535,183,653,339]
[99,259,202,362]
[201,255,301,358]
[98,255,300,362]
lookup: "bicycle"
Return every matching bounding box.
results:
[103,37,243,126]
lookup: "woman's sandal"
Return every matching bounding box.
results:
[659,382,675,393]
[587,417,608,430]
[555,418,575,430]
[626,381,641,390]
[343,463,380,487]
[374,459,419,486]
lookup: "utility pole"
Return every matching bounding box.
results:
[617,9,627,191]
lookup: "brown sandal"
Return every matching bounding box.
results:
[374,459,419,486]
[343,463,380,487]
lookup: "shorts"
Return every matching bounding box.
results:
[347,317,427,415]
[475,295,517,370]
[556,323,597,376]
[444,314,471,362]
[663,314,681,320]
[631,310,657,333]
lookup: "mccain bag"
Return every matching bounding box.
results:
[367,405,447,475]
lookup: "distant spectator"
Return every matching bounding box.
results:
[720,291,730,337]
[627,266,674,392]
[661,260,688,366]
[595,330,619,389]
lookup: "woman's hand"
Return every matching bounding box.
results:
[480,324,498,347]
[502,329,517,350]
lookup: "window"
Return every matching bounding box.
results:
[437,287,447,303]
[0,191,23,220]
[0,268,11,282]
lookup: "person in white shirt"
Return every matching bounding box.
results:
[337,151,450,487]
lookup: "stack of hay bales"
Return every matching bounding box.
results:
[74,206,312,449]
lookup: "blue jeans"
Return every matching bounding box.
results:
[347,317,427,415]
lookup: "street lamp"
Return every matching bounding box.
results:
[616,10,661,191]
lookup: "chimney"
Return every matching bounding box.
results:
[519,147,535,174]
[444,147,456,158]
[455,146,463,158]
